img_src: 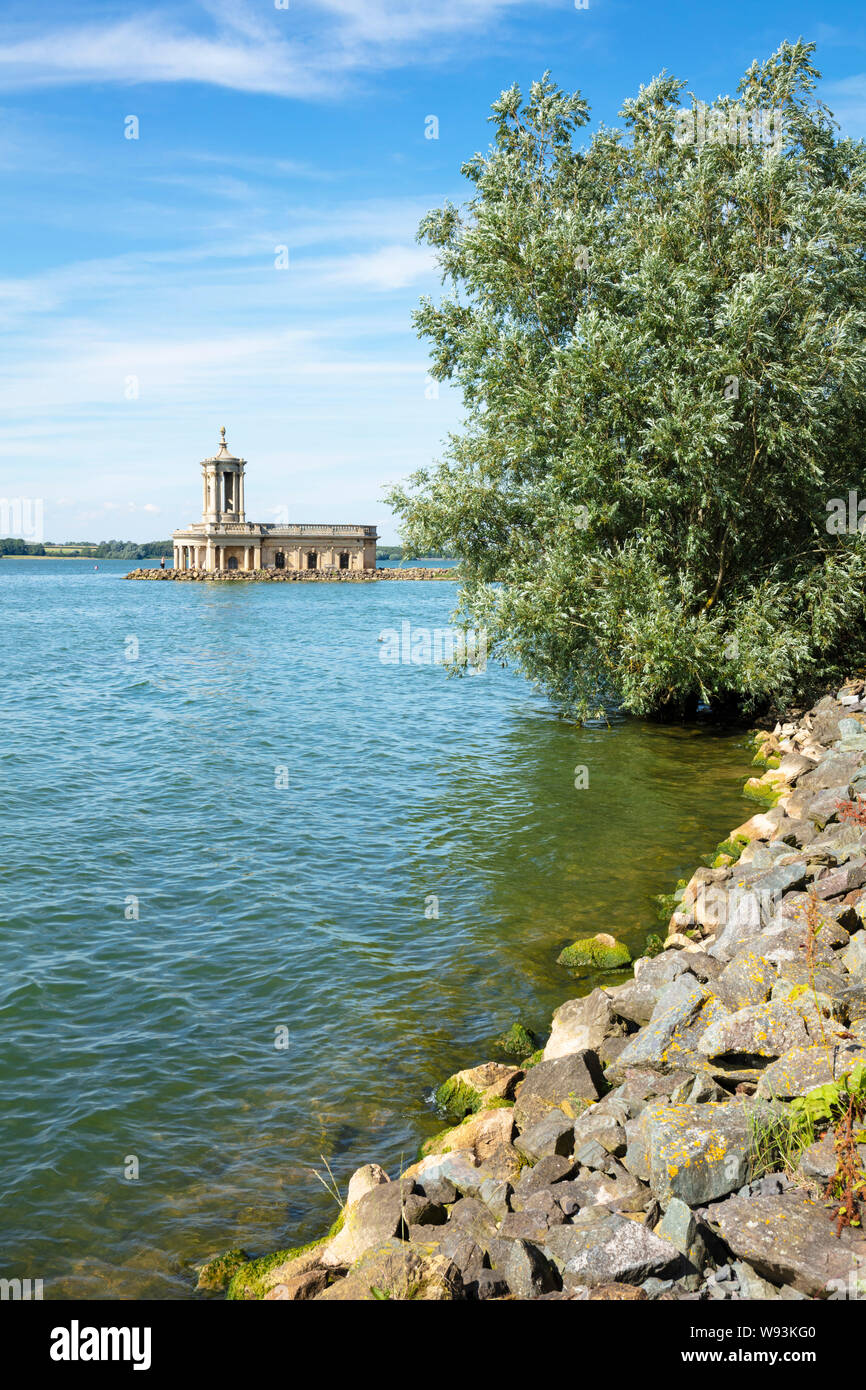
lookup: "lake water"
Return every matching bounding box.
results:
[0,557,752,1298]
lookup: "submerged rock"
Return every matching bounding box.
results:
[495,1021,541,1060]
[557,933,631,974]
[195,1247,250,1293]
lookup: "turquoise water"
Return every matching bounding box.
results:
[0,558,752,1298]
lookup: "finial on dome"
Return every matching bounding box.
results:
[220,425,226,443]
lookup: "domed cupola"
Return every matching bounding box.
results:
[201,426,246,524]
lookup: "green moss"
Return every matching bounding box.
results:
[195,1247,250,1293]
[419,1127,455,1159]
[743,777,783,807]
[557,937,631,974]
[715,837,744,862]
[643,932,665,958]
[494,1021,540,1060]
[433,1076,482,1122]
[652,878,688,923]
[226,1235,328,1300]
[328,1209,345,1239]
[480,1097,514,1110]
[752,748,782,770]
[523,1048,545,1068]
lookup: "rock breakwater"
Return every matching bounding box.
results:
[201,679,866,1301]
[125,567,452,583]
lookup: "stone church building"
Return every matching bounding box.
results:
[172,428,378,573]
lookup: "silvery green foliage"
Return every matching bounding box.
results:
[388,42,866,718]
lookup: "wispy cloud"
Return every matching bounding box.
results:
[0,0,551,97]
[824,73,866,136]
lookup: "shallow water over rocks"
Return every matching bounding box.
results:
[0,557,751,1297]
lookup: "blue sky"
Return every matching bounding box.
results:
[1,0,864,543]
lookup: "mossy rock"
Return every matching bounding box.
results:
[328,1209,345,1239]
[557,933,631,974]
[418,1127,455,1160]
[643,932,665,958]
[652,878,688,923]
[433,1077,482,1123]
[523,1048,545,1069]
[226,1236,328,1300]
[195,1247,250,1293]
[715,837,744,863]
[743,775,784,807]
[494,1021,540,1060]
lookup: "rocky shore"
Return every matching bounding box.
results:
[125,567,452,582]
[200,679,866,1302]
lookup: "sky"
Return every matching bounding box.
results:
[0,0,864,543]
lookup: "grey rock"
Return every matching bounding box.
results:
[511,1153,575,1199]
[797,1131,838,1182]
[522,1187,569,1227]
[717,946,777,1009]
[544,1212,682,1288]
[698,1001,811,1062]
[498,1210,557,1244]
[810,698,844,746]
[732,1260,781,1299]
[625,1099,776,1205]
[544,988,621,1060]
[478,1177,511,1222]
[573,1138,609,1170]
[322,1178,420,1267]
[655,1196,707,1271]
[813,861,866,901]
[474,1269,510,1300]
[513,1050,605,1130]
[567,1163,651,1214]
[756,1042,866,1100]
[418,1177,458,1206]
[842,932,866,981]
[797,751,863,792]
[427,1228,487,1290]
[514,1108,575,1162]
[447,1196,498,1245]
[573,1109,627,1158]
[777,893,853,943]
[608,981,709,1071]
[503,1239,561,1299]
[709,1191,866,1297]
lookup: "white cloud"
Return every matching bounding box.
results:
[0,0,552,96]
[824,74,866,137]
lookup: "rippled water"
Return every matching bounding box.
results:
[0,557,752,1298]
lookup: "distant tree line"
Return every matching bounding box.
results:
[0,538,46,554]
[376,544,456,559]
[0,539,173,558]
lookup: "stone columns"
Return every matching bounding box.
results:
[253,543,262,570]
[206,541,214,571]
[239,470,245,521]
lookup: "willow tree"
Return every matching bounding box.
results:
[387,42,866,718]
